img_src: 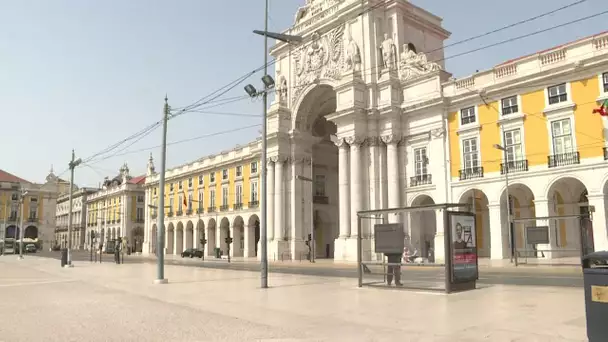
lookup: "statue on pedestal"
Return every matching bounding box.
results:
[379,33,397,71]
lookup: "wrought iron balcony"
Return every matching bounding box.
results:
[410,174,432,187]
[116,219,121,223]
[248,200,259,208]
[196,208,204,214]
[500,160,529,174]
[313,196,329,204]
[220,205,229,212]
[207,207,216,213]
[547,151,580,168]
[27,217,38,223]
[233,203,243,210]
[185,208,192,215]
[111,220,116,224]
[459,167,484,181]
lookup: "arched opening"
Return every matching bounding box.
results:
[131,227,144,253]
[219,217,230,256]
[151,224,158,255]
[206,218,216,257]
[5,225,19,239]
[247,214,260,257]
[24,226,38,240]
[499,183,535,259]
[185,221,194,250]
[196,219,205,250]
[293,84,339,259]
[232,216,244,257]
[176,222,184,255]
[166,223,175,255]
[546,177,590,258]
[409,195,436,261]
[459,189,491,257]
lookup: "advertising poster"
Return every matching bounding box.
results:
[450,212,478,283]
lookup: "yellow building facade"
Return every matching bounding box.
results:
[445,32,608,260]
[143,141,261,258]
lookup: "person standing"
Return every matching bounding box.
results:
[385,252,403,286]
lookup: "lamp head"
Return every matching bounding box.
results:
[244,84,258,98]
[261,75,275,89]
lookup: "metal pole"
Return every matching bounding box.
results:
[443,208,452,294]
[357,215,362,287]
[505,162,516,265]
[260,0,269,289]
[155,96,169,284]
[66,150,78,266]
[310,155,315,263]
[18,192,25,259]
[2,200,7,255]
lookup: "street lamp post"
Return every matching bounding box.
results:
[66,150,82,267]
[17,189,28,260]
[154,97,170,285]
[248,7,303,288]
[493,143,516,265]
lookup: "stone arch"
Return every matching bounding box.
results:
[166,223,175,255]
[498,183,535,258]
[131,226,144,253]
[247,214,260,257]
[176,221,184,255]
[185,221,194,250]
[196,219,205,249]
[292,82,338,127]
[150,224,158,255]
[206,218,216,257]
[5,225,19,239]
[545,176,590,258]
[219,217,230,256]
[24,226,38,240]
[543,174,587,201]
[232,216,244,257]
[409,195,437,260]
[458,189,491,257]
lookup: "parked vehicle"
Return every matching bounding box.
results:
[181,248,203,258]
[25,244,37,253]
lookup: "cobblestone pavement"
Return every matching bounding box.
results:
[0,256,588,342]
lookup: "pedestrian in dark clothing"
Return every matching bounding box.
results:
[385,253,403,286]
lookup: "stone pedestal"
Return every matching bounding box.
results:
[267,239,291,261]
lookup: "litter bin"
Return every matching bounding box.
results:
[60,248,68,267]
[582,251,608,342]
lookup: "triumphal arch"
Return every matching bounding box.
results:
[264,0,452,262]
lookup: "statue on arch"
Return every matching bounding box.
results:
[344,25,361,71]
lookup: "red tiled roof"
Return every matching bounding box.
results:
[0,169,30,184]
[496,30,608,67]
[128,175,146,185]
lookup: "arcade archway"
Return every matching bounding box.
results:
[247,214,260,257]
[459,189,491,257]
[409,195,437,260]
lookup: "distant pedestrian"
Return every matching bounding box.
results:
[385,253,403,286]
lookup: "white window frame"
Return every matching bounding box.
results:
[544,82,572,108]
[235,183,243,205]
[461,136,480,171]
[500,95,520,116]
[598,72,608,101]
[549,118,576,156]
[250,162,258,175]
[198,175,203,186]
[502,128,524,163]
[188,192,193,211]
[250,180,259,202]
[168,196,174,213]
[210,172,216,183]
[178,193,183,211]
[413,147,428,176]
[236,166,243,178]
[222,169,228,180]
[222,186,229,206]
[209,189,215,208]
[314,174,326,197]
[198,189,204,209]
[459,106,477,126]
[188,178,193,189]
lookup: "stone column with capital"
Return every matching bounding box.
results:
[274,157,285,241]
[587,194,608,251]
[336,138,351,238]
[347,136,365,238]
[381,134,401,223]
[533,199,557,259]
[488,202,509,260]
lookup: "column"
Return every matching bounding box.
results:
[336,138,351,238]
[266,160,275,241]
[348,136,364,238]
[274,158,284,240]
[381,135,401,223]
[488,203,507,260]
[434,210,446,264]
[534,199,556,258]
[587,194,608,251]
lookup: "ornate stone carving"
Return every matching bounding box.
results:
[333,137,349,148]
[270,156,286,164]
[398,44,442,82]
[291,24,345,107]
[278,75,288,104]
[346,136,366,147]
[381,134,401,145]
[379,33,397,71]
[344,24,361,72]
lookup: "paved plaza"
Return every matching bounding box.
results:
[0,256,588,342]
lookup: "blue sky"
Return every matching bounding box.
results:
[1,0,606,187]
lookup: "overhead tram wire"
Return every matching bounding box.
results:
[86,123,163,166]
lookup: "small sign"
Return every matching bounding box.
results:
[374,224,404,254]
[591,285,608,303]
[449,212,478,283]
[526,226,549,245]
